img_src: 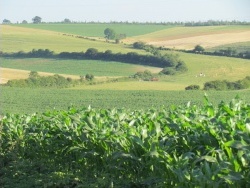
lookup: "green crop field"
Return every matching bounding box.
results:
[0,57,161,77]
[207,41,250,53]
[1,98,249,187]
[1,86,250,114]
[0,25,145,53]
[15,23,171,37]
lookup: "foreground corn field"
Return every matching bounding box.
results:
[0,97,249,187]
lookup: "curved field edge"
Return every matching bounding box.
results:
[0,98,249,187]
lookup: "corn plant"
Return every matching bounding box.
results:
[0,97,249,187]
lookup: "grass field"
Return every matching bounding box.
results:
[0,25,145,53]
[15,23,171,37]
[0,57,161,78]
[207,41,250,52]
[1,86,249,114]
[124,25,250,49]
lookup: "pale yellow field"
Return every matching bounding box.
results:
[149,31,250,50]
[124,26,250,50]
[0,67,80,84]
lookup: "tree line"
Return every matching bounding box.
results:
[185,45,250,60]
[2,17,250,26]
[0,48,188,75]
[185,76,250,91]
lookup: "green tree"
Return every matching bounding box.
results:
[2,19,11,24]
[85,48,98,57]
[29,71,39,79]
[104,28,116,40]
[85,74,94,81]
[133,41,146,49]
[63,18,71,23]
[22,20,28,24]
[32,16,42,24]
[193,45,205,53]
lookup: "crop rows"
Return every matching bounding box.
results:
[1,87,250,115]
[0,97,249,187]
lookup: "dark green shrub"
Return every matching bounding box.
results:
[185,85,200,90]
[160,67,176,75]
[85,74,94,81]
[133,41,146,49]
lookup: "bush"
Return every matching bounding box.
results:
[133,70,154,81]
[133,41,146,49]
[185,85,200,90]
[160,67,176,75]
[203,77,250,90]
[85,74,94,81]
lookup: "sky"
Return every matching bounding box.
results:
[0,0,250,23]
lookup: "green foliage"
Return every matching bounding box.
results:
[104,28,116,40]
[193,45,205,53]
[185,84,200,90]
[85,73,94,81]
[32,16,42,24]
[204,76,250,90]
[132,70,155,81]
[133,41,146,49]
[5,72,74,88]
[2,19,11,24]
[1,98,250,187]
[160,67,176,75]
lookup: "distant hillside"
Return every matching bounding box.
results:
[124,25,250,50]
[14,23,171,37]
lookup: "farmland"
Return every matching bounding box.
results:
[1,22,250,187]
[0,25,146,53]
[124,25,250,49]
[15,23,171,37]
[0,57,161,79]
[1,97,250,187]
[1,86,250,114]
